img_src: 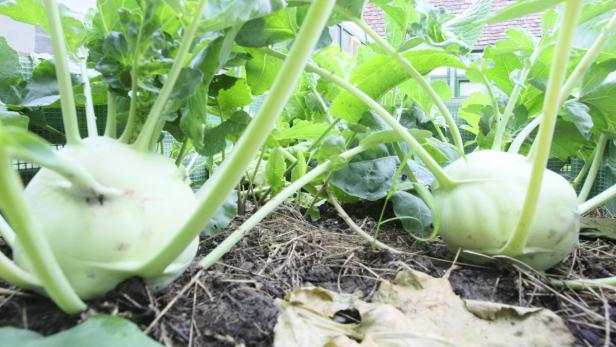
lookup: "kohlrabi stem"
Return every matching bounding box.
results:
[139,0,337,276]
[43,0,81,145]
[0,214,15,247]
[352,18,465,152]
[578,134,608,203]
[261,48,458,190]
[0,250,41,288]
[572,158,590,189]
[132,0,208,151]
[78,55,98,137]
[503,0,583,256]
[0,133,85,312]
[200,145,367,269]
[119,14,147,144]
[493,42,543,151]
[579,183,616,214]
[104,93,117,138]
[550,276,616,290]
[508,115,543,154]
[175,139,189,167]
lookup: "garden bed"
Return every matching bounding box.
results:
[0,204,614,347]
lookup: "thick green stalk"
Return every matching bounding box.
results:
[139,0,337,276]
[0,136,85,312]
[579,183,616,214]
[0,214,15,247]
[118,14,147,143]
[201,145,367,269]
[578,134,608,203]
[261,48,457,189]
[571,158,590,189]
[175,139,189,167]
[132,0,208,151]
[550,276,616,290]
[78,56,98,137]
[508,115,543,154]
[502,0,582,255]
[104,93,117,138]
[0,251,41,289]
[43,0,80,144]
[353,18,465,152]
[493,43,543,151]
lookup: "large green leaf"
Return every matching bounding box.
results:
[236,8,296,48]
[562,100,593,139]
[444,0,493,47]
[486,0,565,23]
[266,147,287,195]
[0,315,161,347]
[217,78,254,111]
[331,50,463,122]
[580,81,616,135]
[200,0,287,33]
[0,37,21,87]
[391,191,432,238]
[330,154,399,201]
[245,49,284,96]
[0,0,85,52]
[273,120,333,141]
[201,190,238,236]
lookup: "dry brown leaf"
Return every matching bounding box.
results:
[274,269,575,347]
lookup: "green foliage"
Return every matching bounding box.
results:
[331,50,463,121]
[487,0,565,23]
[0,315,161,347]
[391,191,432,238]
[266,147,287,195]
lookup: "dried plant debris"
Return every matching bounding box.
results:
[274,269,575,347]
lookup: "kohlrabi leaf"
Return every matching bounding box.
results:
[331,50,463,122]
[20,60,82,107]
[581,59,616,95]
[330,154,399,201]
[236,8,296,48]
[391,191,433,239]
[358,129,433,148]
[200,0,287,33]
[370,0,418,34]
[291,151,307,182]
[0,0,85,53]
[0,315,161,347]
[580,81,616,134]
[199,111,251,156]
[181,28,239,151]
[401,79,452,116]
[272,120,334,142]
[201,191,238,236]
[0,108,29,129]
[0,37,21,92]
[444,0,493,47]
[562,100,593,139]
[266,147,287,195]
[217,78,254,111]
[245,49,283,96]
[486,0,565,23]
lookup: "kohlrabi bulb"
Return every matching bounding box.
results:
[433,150,580,270]
[13,137,198,299]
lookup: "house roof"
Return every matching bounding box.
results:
[363,0,543,48]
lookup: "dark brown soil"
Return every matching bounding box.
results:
[1,204,614,347]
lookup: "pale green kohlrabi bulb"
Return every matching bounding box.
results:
[13,137,199,299]
[433,150,580,270]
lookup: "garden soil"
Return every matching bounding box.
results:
[1,203,614,347]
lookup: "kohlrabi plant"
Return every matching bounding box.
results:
[0,0,338,313]
[201,0,616,290]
